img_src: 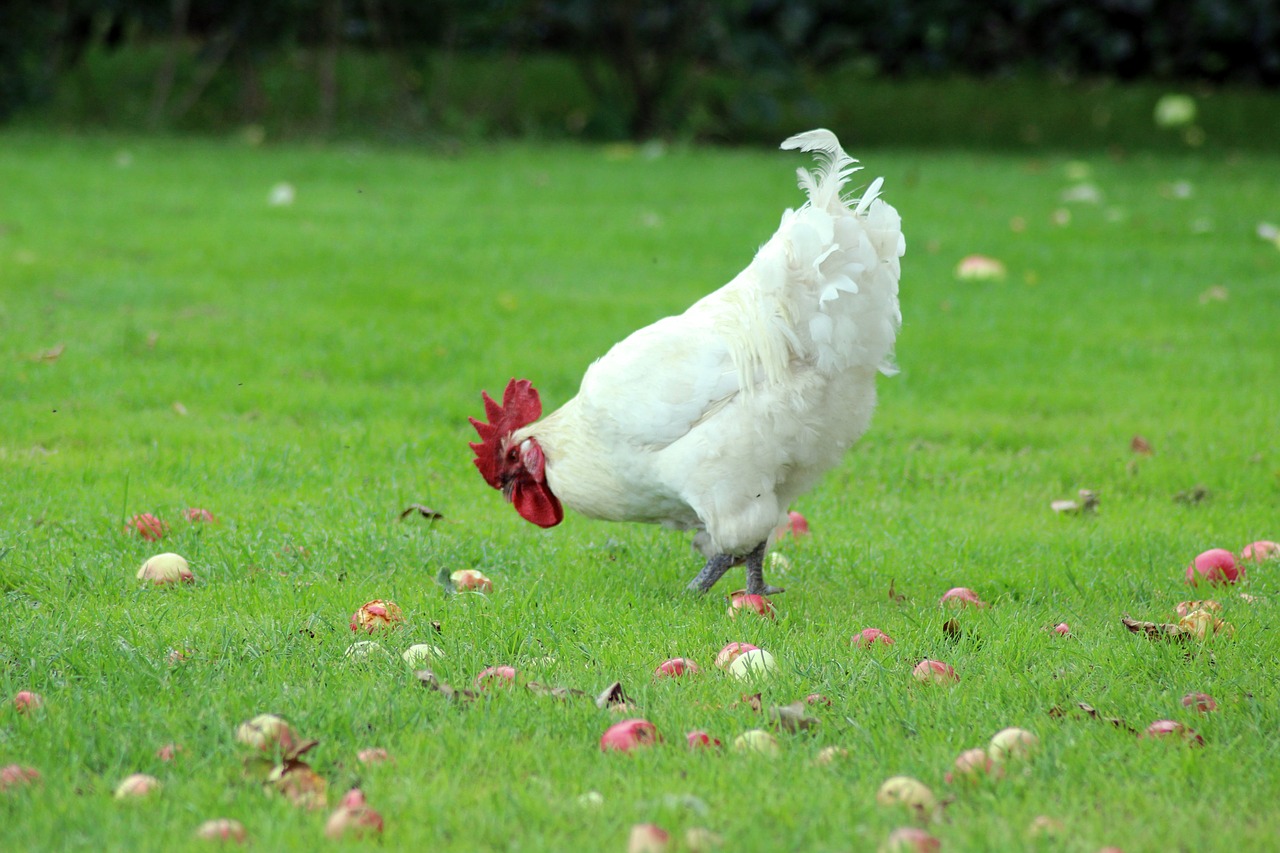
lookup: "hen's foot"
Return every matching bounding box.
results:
[686,553,736,594]
[744,541,785,596]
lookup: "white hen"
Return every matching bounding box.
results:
[470,129,904,595]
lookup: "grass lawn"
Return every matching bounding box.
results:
[2,130,1279,851]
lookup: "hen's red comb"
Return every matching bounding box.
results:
[468,378,543,488]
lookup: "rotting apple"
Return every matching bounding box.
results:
[600,718,660,752]
[13,691,43,714]
[875,776,937,819]
[686,731,721,749]
[1242,540,1280,563]
[325,804,384,839]
[945,747,1001,784]
[126,513,168,541]
[628,823,670,853]
[234,714,298,754]
[350,600,405,633]
[1181,692,1217,713]
[1141,720,1204,746]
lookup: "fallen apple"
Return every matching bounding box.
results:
[183,507,217,523]
[940,587,985,609]
[912,659,958,685]
[350,599,405,633]
[955,254,1006,281]
[1026,816,1065,839]
[945,747,1000,784]
[137,553,195,585]
[344,641,388,660]
[805,693,832,706]
[450,569,493,593]
[854,627,895,647]
[814,746,849,765]
[325,804,384,839]
[357,748,393,765]
[628,823,670,853]
[155,743,182,762]
[727,649,777,679]
[684,827,725,852]
[1175,599,1221,618]
[655,658,699,678]
[1051,622,1071,636]
[401,644,445,667]
[1186,548,1242,586]
[341,788,367,809]
[686,730,721,749]
[875,776,937,819]
[1141,719,1204,745]
[114,773,161,799]
[714,642,759,669]
[1242,540,1280,562]
[880,826,942,853]
[194,818,247,843]
[234,714,298,754]
[988,727,1040,763]
[728,592,776,620]
[1181,692,1217,713]
[784,510,809,538]
[0,764,41,792]
[126,513,168,541]
[600,718,660,752]
[13,690,43,714]
[732,729,780,756]
[474,665,518,689]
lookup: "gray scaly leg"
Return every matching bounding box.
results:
[686,553,736,593]
[744,541,785,596]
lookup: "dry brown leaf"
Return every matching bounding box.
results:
[526,682,587,700]
[1174,485,1210,505]
[734,693,764,713]
[594,681,631,710]
[266,760,328,810]
[887,579,906,603]
[942,618,963,640]
[29,343,65,362]
[1048,701,1137,734]
[1130,435,1154,455]
[768,702,820,733]
[1122,615,1190,641]
[399,504,444,522]
[415,668,477,703]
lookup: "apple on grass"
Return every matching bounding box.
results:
[13,690,43,714]
[714,642,759,668]
[450,569,493,593]
[880,827,941,853]
[727,649,777,679]
[655,658,699,678]
[0,765,41,792]
[875,776,936,819]
[1185,548,1242,586]
[137,553,194,585]
[988,727,1040,763]
[686,731,721,749]
[474,665,518,689]
[195,819,247,843]
[854,628,894,648]
[601,719,660,752]
[350,599,405,633]
[114,773,161,799]
[912,660,958,685]
[940,587,986,609]
[126,513,168,541]
[727,591,775,620]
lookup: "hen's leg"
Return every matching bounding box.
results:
[744,541,785,596]
[686,553,737,593]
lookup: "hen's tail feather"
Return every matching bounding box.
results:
[780,129,862,211]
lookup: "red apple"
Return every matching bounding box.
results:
[727,592,775,620]
[912,659,958,685]
[685,730,721,749]
[945,747,1000,784]
[805,693,832,706]
[126,513,168,541]
[114,773,161,799]
[184,508,217,523]
[1052,622,1071,636]
[714,642,759,668]
[0,764,41,792]
[655,657,699,678]
[474,665,518,689]
[1181,692,1217,713]
[350,599,405,633]
[600,718,660,752]
[854,628,894,648]
[13,690,43,714]
[450,569,493,593]
[785,510,809,538]
[940,587,986,609]
[357,748,393,765]
[194,818,247,843]
[155,743,182,762]
[1141,719,1204,746]
[880,827,941,853]
[1242,540,1280,563]
[628,823,670,853]
[325,803,384,839]
[1186,548,1242,586]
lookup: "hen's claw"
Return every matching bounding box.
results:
[686,553,735,594]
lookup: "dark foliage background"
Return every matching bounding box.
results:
[2,0,1276,138]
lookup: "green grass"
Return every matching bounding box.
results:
[2,130,1279,851]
